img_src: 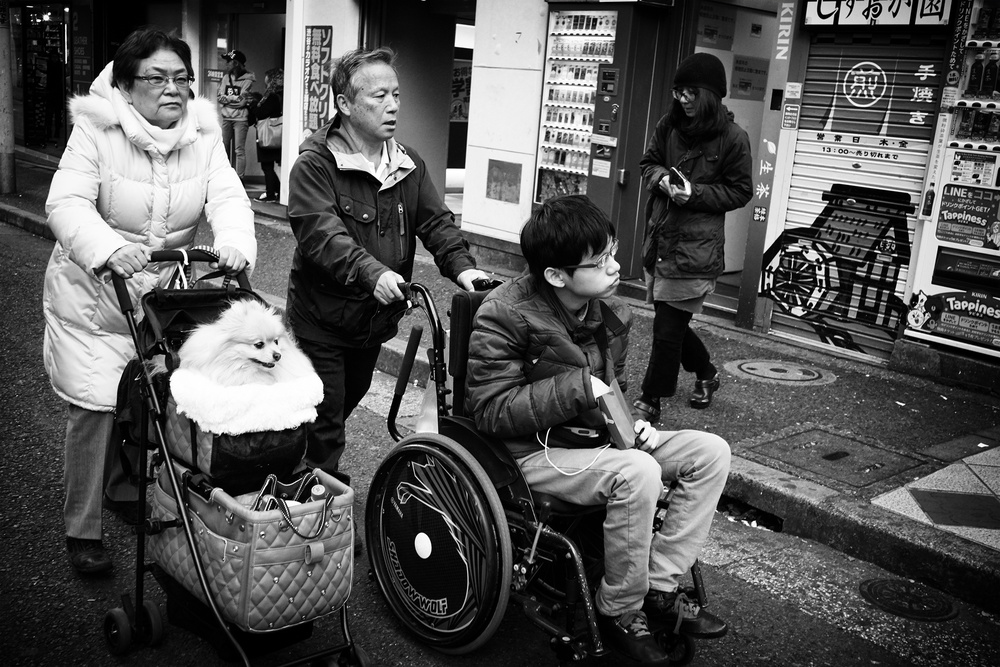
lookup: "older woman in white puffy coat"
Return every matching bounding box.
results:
[42,28,257,575]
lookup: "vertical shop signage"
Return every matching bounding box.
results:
[70,6,93,95]
[302,26,333,135]
[804,0,952,27]
[451,59,471,122]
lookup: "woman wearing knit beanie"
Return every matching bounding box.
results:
[634,52,753,423]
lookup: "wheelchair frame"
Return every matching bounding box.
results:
[365,282,705,664]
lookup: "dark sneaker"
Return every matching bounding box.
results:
[689,373,720,410]
[67,537,113,576]
[644,589,728,638]
[597,609,670,665]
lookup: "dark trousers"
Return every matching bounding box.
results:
[640,301,714,399]
[296,336,382,474]
[261,160,280,197]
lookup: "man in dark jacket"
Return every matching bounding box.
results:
[467,195,730,666]
[286,46,488,476]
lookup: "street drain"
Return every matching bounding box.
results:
[858,579,958,622]
[724,359,836,386]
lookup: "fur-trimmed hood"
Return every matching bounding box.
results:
[69,61,221,153]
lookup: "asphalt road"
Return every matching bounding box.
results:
[2,222,999,666]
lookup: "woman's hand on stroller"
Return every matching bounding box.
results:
[106,244,151,278]
[213,246,248,274]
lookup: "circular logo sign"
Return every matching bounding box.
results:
[843,62,887,108]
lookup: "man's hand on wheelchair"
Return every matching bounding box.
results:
[457,268,492,291]
[374,270,408,304]
[634,420,662,451]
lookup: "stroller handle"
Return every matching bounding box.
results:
[111,249,251,314]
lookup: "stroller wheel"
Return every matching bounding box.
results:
[138,600,164,647]
[103,607,133,655]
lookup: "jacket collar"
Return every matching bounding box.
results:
[301,115,416,188]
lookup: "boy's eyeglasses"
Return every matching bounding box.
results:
[672,87,698,101]
[135,74,194,89]
[562,239,619,270]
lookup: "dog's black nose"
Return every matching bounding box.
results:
[273,351,282,362]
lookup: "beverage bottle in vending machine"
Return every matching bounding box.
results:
[967,53,985,97]
[984,52,1000,98]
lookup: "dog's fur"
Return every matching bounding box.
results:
[176,299,315,386]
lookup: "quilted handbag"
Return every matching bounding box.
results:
[147,464,354,633]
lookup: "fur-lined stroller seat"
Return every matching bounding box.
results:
[165,369,323,494]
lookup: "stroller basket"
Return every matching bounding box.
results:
[148,463,354,633]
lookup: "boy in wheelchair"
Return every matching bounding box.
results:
[466,195,730,665]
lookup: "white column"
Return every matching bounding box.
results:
[281,0,361,204]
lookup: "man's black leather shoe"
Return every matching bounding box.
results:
[644,589,728,639]
[67,537,113,576]
[689,373,720,410]
[597,609,670,665]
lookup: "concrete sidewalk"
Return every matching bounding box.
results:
[4,147,999,617]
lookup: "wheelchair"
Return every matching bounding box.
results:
[365,282,713,664]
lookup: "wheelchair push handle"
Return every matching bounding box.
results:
[111,248,251,313]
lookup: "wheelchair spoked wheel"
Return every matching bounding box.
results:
[366,433,512,655]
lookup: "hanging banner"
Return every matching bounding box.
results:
[804,0,953,27]
[302,26,334,135]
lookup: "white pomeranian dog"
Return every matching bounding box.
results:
[177,298,315,386]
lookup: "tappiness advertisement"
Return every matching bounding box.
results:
[936,183,1000,250]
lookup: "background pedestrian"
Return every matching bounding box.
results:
[249,66,283,201]
[217,49,255,180]
[633,52,753,424]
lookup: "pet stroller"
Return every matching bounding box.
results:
[104,248,368,666]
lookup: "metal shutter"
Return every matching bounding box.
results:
[762,32,948,360]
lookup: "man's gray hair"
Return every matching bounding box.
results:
[332,46,397,101]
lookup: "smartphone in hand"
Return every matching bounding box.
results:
[668,167,689,188]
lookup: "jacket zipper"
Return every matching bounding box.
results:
[398,203,406,256]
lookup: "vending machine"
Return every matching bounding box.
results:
[534,0,680,277]
[904,0,1000,358]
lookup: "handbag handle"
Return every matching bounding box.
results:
[274,494,332,540]
[250,472,333,539]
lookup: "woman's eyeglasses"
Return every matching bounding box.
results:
[672,87,698,101]
[135,74,194,89]
[562,239,620,270]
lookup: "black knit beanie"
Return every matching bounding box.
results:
[673,52,727,99]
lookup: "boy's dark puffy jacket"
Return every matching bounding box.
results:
[639,110,753,278]
[286,116,476,347]
[466,273,631,458]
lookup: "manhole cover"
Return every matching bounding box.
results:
[858,579,958,621]
[724,359,836,385]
